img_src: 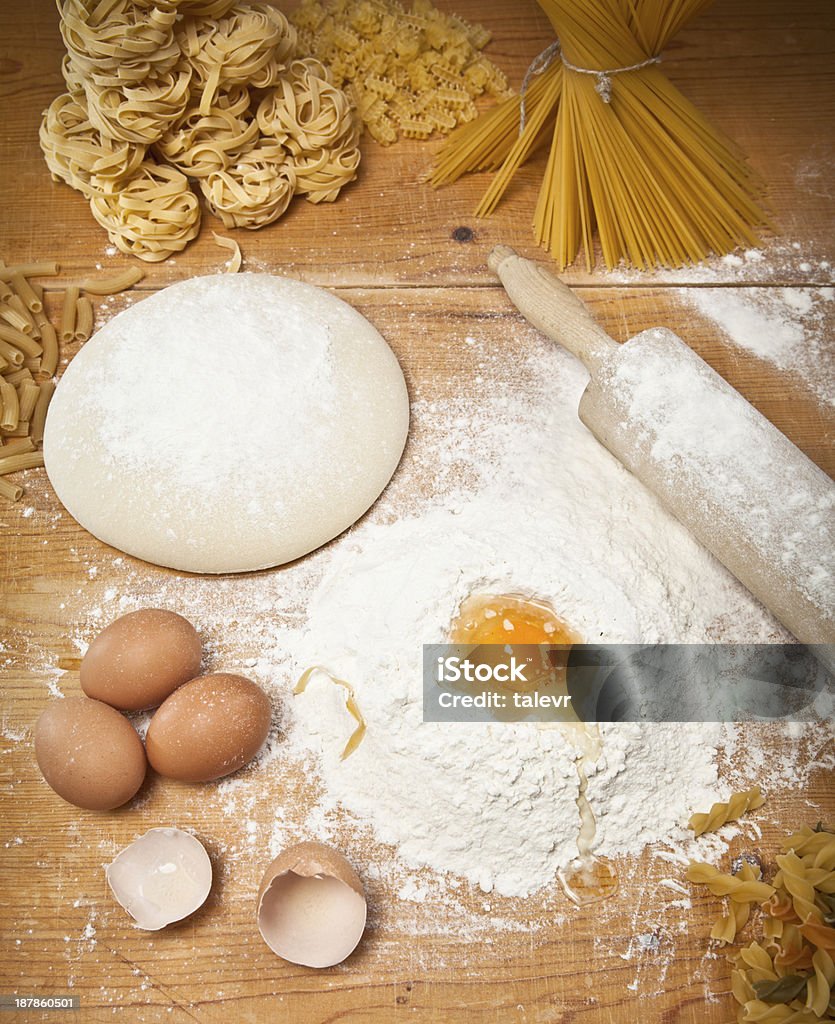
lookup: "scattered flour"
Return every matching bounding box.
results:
[678,285,834,406]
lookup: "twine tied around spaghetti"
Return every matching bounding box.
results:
[519,40,661,133]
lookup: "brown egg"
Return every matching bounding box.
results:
[80,608,202,711]
[257,841,367,968]
[145,673,271,782]
[34,697,147,810]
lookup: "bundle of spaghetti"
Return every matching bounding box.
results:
[40,92,146,195]
[90,160,201,259]
[178,3,296,114]
[687,822,835,1021]
[84,65,192,144]
[430,62,560,189]
[59,0,180,87]
[154,87,259,178]
[200,141,296,228]
[431,0,769,270]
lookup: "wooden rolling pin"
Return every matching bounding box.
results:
[488,245,835,669]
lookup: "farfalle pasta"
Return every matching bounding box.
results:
[89,161,201,260]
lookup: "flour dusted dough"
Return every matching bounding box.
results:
[43,274,409,573]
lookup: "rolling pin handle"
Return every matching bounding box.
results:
[488,246,617,373]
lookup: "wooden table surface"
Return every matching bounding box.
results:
[1,1,833,1022]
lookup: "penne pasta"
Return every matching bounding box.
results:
[3,368,33,386]
[39,323,58,377]
[0,436,35,459]
[10,272,44,313]
[0,338,24,367]
[0,323,42,359]
[0,302,35,335]
[0,477,23,501]
[0,450,45,475]
[60,285,79,342]
[17,379,41,422]
[0,421,29,437]
[74,296,94,341]
[0,378,20,430]
[30,380,55,446]
[0,262,59,281]
[7,294,35,333]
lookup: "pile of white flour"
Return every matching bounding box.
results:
[279,335,795,898]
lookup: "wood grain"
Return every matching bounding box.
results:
[0,0,833,1022]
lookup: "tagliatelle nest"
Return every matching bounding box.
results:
[178,3,296,114]
[293,143,361,204]
[59,0,180,87]
[89,161,201,261]
[200,140,296,228]
[42,1,361,259]
[84,65,193,144]
[40,92,146,195]
[154,87,259,178]
[258,59,355,152]
[177,0,238,16]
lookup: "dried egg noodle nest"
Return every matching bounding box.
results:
[40,92,145,195]
[43,274,409,574]
[88,160,200,260]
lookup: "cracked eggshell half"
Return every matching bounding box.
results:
[257,841,367,968]
[106,827,212,930]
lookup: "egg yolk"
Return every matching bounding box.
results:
[449,593,580,646]
[448,592,581,699]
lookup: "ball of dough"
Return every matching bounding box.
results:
[43,274,409,573]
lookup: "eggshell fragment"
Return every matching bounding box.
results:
[34,697,146,810]
[81,608,202,711]
[106,827,212,930]
[257,841,367,968]
[145,673,271,782]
